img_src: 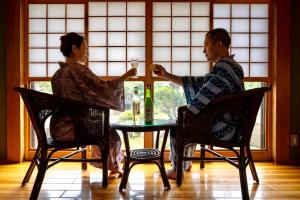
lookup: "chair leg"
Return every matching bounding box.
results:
[29,152,49,200]
[176,145,184,186]
[200,144,205,169]
[81,146,87,170]
[239,148,250,200]
[22,147,41,186]
[246,145,259,183]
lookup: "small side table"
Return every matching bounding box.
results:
[111,119,176,192]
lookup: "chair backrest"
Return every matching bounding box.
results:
[14,87,110,148]
[177,87,270,146]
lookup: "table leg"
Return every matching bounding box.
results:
[119,130,131,192]
[159,129,170,189]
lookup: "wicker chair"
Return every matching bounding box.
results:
[176,87,270,200]
[15,87,110,200]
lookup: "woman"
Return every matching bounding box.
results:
[51,32,136,178]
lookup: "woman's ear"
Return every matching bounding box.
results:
[71,44,77,52]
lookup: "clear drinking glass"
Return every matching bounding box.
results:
[130,58,139,78]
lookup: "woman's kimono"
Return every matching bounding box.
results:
[51,62,124,170]
[170,55,245,170]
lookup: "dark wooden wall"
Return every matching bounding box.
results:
[291,0,300,160]
[0,0,7,159]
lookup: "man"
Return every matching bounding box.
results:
[152,28,244,179]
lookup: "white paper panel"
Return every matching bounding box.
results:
[191,62,209,76]
[48,49,64,62]
[213,19,230,31]
[108,62,126,76]
[172,32,190,46]
[89,47,106,61]
[153,32,171,46]
[251,4,268,18]
[108,32,126,46]
[192,17,209,31]
[29,49,46,62]
[231,48,249,62]
[29,34,46,47]
[153,18,171,31]
[172,48,190,61]
[250,48,268,62]
[172,3,190,16]
[213,4,230,18]
[172,17,190,31]
[251,34,268,47]
[89,32,106,46]
[89,62,107,76]
[67,4,84,18]
[251,19,268,32]
[128,32,145,46]
[89,17,106,31]
[108,47,126,61]
[240,63,249,77]
[153,47,171,61]
[127,17,145,31]
[108,17,126,31]
[29,19,46,33]
[231,34,249,47]
[127,62,145,76]
[67,19,84,33]
[48,63,60,77]
[250,63,268,77]
[29,4,46,18]
[89,2,106,16]
[48,34,61,48]
[232,19,249,32]
[48,19,65,33]
[192,2,209,16]
[48,4,65,18]
[127,47,145,61]
[232,4,249,18]
[153,3,171,16]
[29,63,46,77]
[172,62,190,76]
[192,32,206,46]
[192,47,206,61]
[108,2,126,16]
[127,2,145,16]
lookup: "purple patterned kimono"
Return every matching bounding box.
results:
[51,62,124,170]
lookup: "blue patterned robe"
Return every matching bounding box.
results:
[170,55,244,170]
[182,55,244,141]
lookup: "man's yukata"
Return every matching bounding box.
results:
[51,62,124,171]
[170,55,245,170]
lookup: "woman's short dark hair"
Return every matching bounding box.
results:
[60,32,84,57]
[206,28,231,49]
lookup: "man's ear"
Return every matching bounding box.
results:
[216,41,223,48]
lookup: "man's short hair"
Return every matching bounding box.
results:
[206,28,231,49]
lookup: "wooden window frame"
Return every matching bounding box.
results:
[22,0,272,161]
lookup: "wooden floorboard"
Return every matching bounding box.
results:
[0,161,300,199]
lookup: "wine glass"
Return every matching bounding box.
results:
[130,58,139,78]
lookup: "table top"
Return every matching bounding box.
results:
[111,119,176,132]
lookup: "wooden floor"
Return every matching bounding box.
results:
[1,161,300,199]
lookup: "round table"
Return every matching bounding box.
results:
[111,119,176,192]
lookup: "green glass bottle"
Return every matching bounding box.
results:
[144,86,153,124]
